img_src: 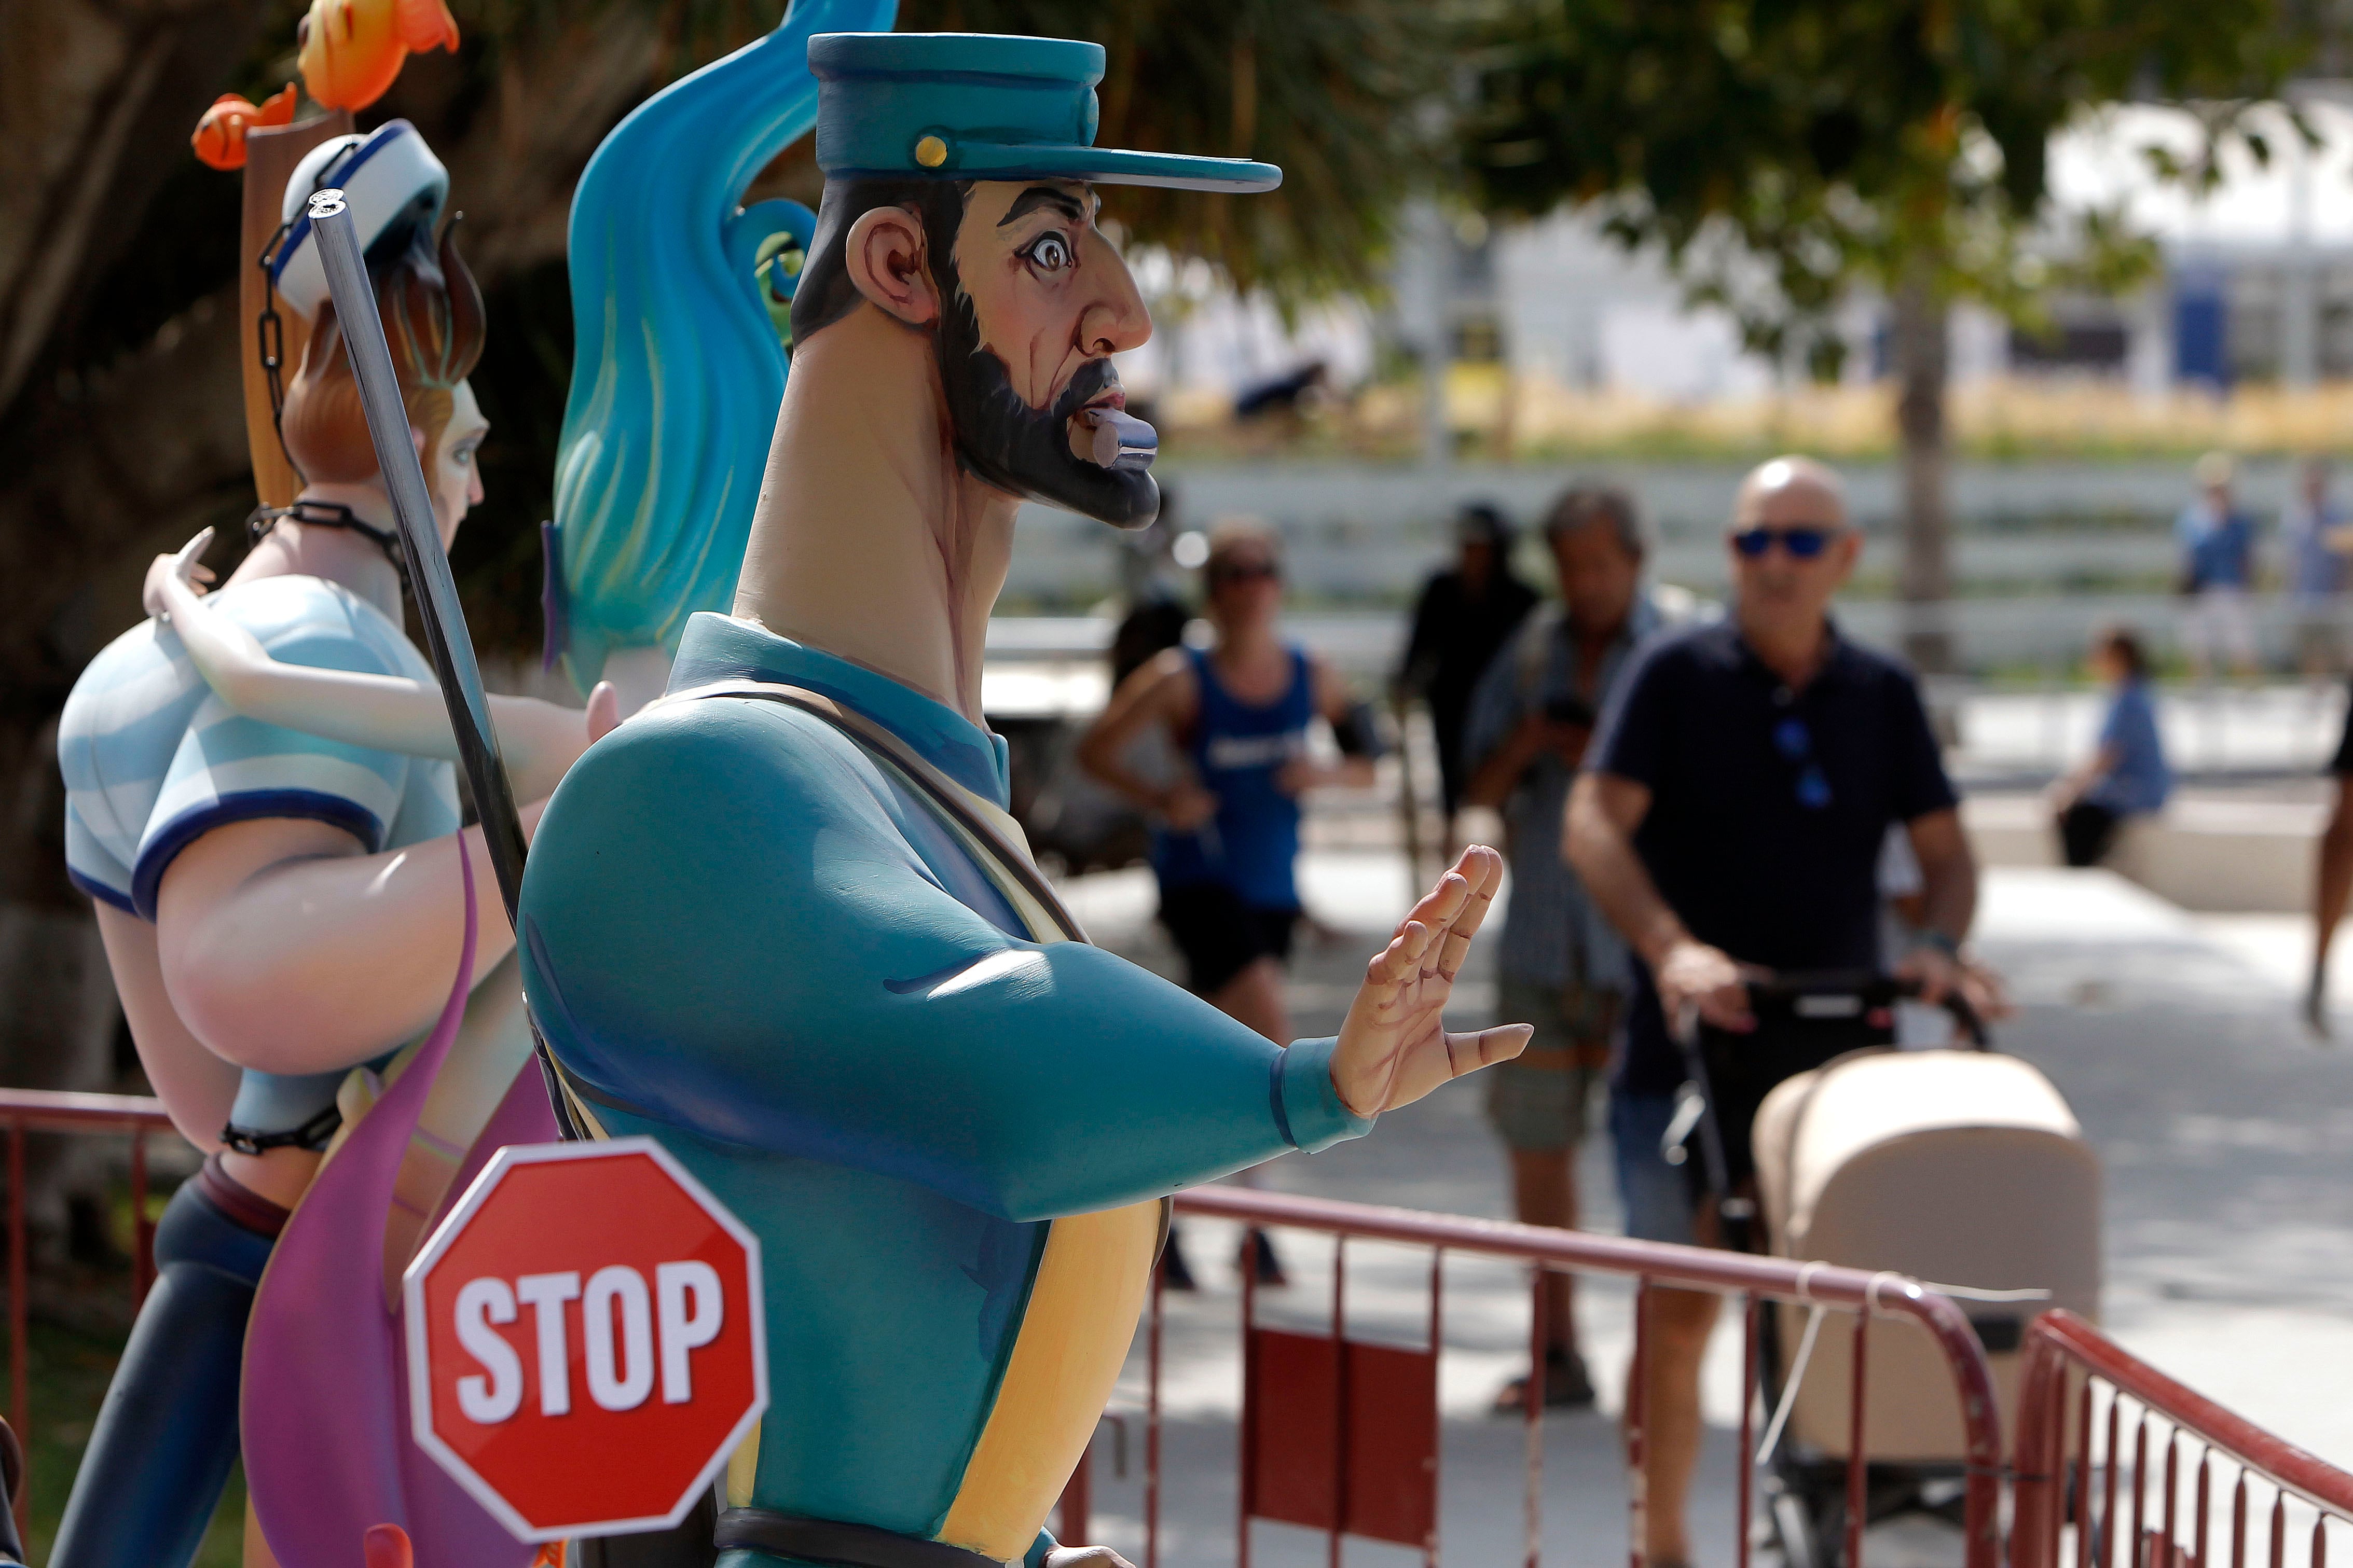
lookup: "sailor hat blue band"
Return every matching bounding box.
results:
[269,119,449,318]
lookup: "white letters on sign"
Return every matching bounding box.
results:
[515,1272,582,1417]
[583,1265,655,1412]
[455,1279,522,1423]
[451,1262,722,1423]
[656,1260,724,1403]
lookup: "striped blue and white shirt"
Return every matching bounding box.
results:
[59,574,459,919]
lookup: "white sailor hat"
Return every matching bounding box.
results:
[268,119,449,319]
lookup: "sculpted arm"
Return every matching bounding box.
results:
[92,904,239,1151]
[147,533,614,801]
[153,807,541,1076]
[525,709,1522,1222]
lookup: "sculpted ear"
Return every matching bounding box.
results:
[845,205,940,327]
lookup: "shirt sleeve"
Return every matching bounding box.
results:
[1587,635,1675,789]
[519,700,1373,1225]
[1886,669,1961,823]
[129,614,417,919]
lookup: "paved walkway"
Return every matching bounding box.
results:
[1048,854,2353,1568]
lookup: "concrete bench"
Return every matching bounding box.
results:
[1964,795,2323,913]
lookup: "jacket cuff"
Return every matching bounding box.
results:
[1273,1036,1375,1153]
[1026,1528,1058,1567]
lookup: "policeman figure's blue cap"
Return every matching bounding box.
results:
[809,33,1282,193]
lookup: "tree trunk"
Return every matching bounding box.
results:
[1893,273,1954,675]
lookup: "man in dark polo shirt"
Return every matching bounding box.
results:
[1566,454,1994,1568]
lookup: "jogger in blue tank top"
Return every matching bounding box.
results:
[1080,524,1381,1282]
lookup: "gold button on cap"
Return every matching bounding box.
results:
[914,134,947,168]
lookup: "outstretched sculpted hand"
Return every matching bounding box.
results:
[1046,1548,1136,1568]
[1329,845,1531,1118]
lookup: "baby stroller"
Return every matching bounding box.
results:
[1672,973,2102,1568]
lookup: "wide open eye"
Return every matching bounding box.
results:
[1022,232,1074,274]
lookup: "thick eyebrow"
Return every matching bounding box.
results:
[997,185,1088,228]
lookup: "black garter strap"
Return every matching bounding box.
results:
[219,1101,342,1157]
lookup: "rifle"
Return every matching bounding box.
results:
[305,187,580,1139]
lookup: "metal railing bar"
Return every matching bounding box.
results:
[1736,1295,1756,1568]
[1528,1263,1546,1568]
[2234,1473,2249,1568]
[1426,1246,1442,1568]
[1145,1264,1163,1568]
[2022,1313,2353,1519]
[1171,1186,2004,1568]
[2132,1412,2148,1568]
[0,1089,175,1133]
[2106,1393,2124,1568]
[1847,1307,1870,1568]
[2076,1375,2096,1568]
[7,1118,21,1539]
[1329,1235,1346,1568]
[1625,1278,1646,1568]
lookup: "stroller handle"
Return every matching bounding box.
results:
[1741,968,1990,1049]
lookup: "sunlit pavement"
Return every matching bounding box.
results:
[1048,852,2353,1568]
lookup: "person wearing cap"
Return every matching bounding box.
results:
[519,33,1529,1568]
[51,124,597,1566]
[1398,502,1539,845]
[2176,450,2260,682]
[1565,456,1999,1568]
[1456,483,1661,1412]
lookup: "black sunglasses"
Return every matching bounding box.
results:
[1732,525,1840,560]
[1209,560,1281,585]
[1773,716,1834,809]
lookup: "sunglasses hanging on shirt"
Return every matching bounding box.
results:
[1772,715,1834,809]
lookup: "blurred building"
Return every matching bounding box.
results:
[1122,99,2353,413]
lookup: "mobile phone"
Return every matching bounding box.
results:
[1544,693,1595,727]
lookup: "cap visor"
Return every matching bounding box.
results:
[886,142,1280,192]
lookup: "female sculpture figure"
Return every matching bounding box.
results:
[53,125,596,1568]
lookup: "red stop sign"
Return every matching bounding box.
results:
[403,1137,767,1542]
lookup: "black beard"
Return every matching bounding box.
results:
[933,292,1159,530]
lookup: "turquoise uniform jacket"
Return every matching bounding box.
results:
[518,614,1370,1566]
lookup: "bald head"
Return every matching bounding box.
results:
[1734,455,1848,532]
[1724,453,1859,650]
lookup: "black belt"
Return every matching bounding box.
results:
[713,1510,1004,1568]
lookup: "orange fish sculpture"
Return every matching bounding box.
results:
[188,0,459,168]
[297,0,462,112]
[190,84,298,170]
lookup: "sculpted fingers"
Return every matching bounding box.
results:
[1450,1023,1532,1077]
[1366,921,1430,1002]
[1434,847,1502,980]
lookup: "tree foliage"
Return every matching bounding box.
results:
[1462,0,2322,371]
[908,1,1450,299]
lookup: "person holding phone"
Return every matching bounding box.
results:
[1458,484,1664,1410]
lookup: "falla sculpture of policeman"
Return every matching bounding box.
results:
[518,32,1533,1568]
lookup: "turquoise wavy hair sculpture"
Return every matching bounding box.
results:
[549,0,897,692]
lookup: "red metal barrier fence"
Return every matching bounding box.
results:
[2,1092,2349,1568]
[2012,1311,2353,1568]
[1086,1185,2010,1568]
[0,1089,172,1536]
